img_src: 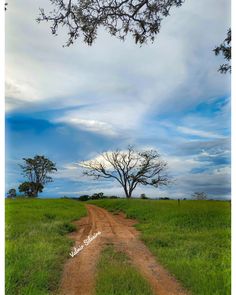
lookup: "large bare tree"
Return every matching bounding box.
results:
[81,147,169,198]
[37,0,184,46]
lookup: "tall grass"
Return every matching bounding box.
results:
[90,199,231,295]
[96,245,154,295]
[5,198,86,295]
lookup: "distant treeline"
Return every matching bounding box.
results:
[61,193,188,202]
[62,192,119,201]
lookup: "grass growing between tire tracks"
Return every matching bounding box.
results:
[96,245,154,295]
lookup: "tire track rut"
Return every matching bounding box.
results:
[59,205,189,295]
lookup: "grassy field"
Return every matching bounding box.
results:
[96,245,154,295]
[90,199,231,295]
[5,198,86,295]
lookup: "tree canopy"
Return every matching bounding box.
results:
[37,0,184,46]
[81,146,169,198]
[19,155,57,197]
[213,28,231,74]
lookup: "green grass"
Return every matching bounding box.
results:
[90,199,231,295]
[5,198,86,295]
[96,245,154,295]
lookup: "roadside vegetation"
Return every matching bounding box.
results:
[90,199,231,295]
[5,198,86,295]
[96,245,154,295]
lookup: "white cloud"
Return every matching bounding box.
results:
[54,166,84,182]
[55,117,117,137]
[166,155,204,175]
[213,166,231,175]
[53,100,148,136]
[177,126,226,139]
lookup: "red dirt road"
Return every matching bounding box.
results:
[59,205,189,295]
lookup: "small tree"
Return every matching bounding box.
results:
[81,146,169,199]
[7,188,16,198]
[19,155,57,197]
[192,192,207,200]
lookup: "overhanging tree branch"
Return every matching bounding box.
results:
[213,28,231,74]
[37,0,184,46]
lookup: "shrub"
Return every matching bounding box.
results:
[79,195,90,201]
[140,193,148,199]
[7,188,17,198]
[91,192,104,200]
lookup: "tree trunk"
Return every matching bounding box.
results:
[127,191,132,198]
[32,188,38,198]
[126,189,133,198]
[123,186,132,198]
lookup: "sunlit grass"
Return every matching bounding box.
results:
[5,198,86,295]
[90,199,231,295]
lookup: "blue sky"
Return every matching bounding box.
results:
[5,0,231,199]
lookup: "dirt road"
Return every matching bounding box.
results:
[59,205,188,295]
